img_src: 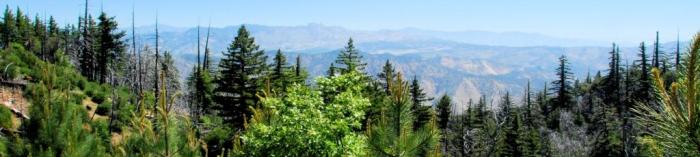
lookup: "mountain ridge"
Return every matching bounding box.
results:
[131,24,686,112]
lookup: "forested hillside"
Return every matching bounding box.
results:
[134,24,686,110]
[1,4,699,157]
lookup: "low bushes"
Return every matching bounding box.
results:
[0,105,13,129]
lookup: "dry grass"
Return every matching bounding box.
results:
[0,87,29,117]
[0,87,28,130]
[111,131,128,146]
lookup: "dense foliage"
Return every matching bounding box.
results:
[234,72,370,156]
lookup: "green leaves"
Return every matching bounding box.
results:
[238,72,370,156]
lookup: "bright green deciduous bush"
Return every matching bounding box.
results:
[234,71,371,156]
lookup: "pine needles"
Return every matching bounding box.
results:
[634,32,700,156]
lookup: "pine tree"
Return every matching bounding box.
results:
[522,82,544,157]
[410,76,434,130]
[604,43,622,105]
[475,95,489,128]
[502,110,526,157]
[467,95,501,157]
[538,82,550,123]
[79,14,97,81]
[552,55,574,110]
[30,16,46,58]
[378,60,397,93]
[653,31,662,68]
[367,73,440,156]
[522,85,548,157]
[154,17,160,106]
[186,25,219,153]
[192,24,216,116]
[187,54,215,122]
[186,35,201,124]
[327,63,336,77]
[291,55,307,84]
[436,94,452,130]
[203,24,213,72]
[5,46,110,156]
[676,32,681,68]
[636,42,652,103]
[1,6,17,48]
[15,8,30,48]
[499,92,513,120]
[46,16,60,62]
[161,51,179,100]
[270,49,291,93]
[96,12,126,84]
[582,73,597,124]
[591,97,623,157]
[492,92,526,157]
[295,55,301,77]
[635,32,700,156]
[547,55,573,130]
[334,38,366,74]
[622,65,639,157]
[524,81,542,127]
[119,75,201,156]
[214,25,269,128]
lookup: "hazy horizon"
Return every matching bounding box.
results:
[4,0,699,46]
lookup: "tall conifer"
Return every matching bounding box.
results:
[214,25,269,127]
[334,38,366,74]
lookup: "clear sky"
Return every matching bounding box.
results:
[3,0,699,44]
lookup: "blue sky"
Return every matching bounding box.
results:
[3,0,699,44]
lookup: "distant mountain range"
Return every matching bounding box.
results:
[129,23,610,51]
[129,24,685,112]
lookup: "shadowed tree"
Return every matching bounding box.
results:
[96,12,125,84]
[269,49,291,93]
[436,94,452,130]
[410,76,434,130]
[378,60,397,93]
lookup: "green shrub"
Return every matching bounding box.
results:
[90,119,111,148]
[113,87,135,132]
[201,115,233,155]
[84,83,98,96]
[236,72,371,156]
[1,66,20,80]
[91,93,107,104]
[77,78,88,90]
[95,102,111,116]
[0,105,13,129]
[85,84,108,104]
